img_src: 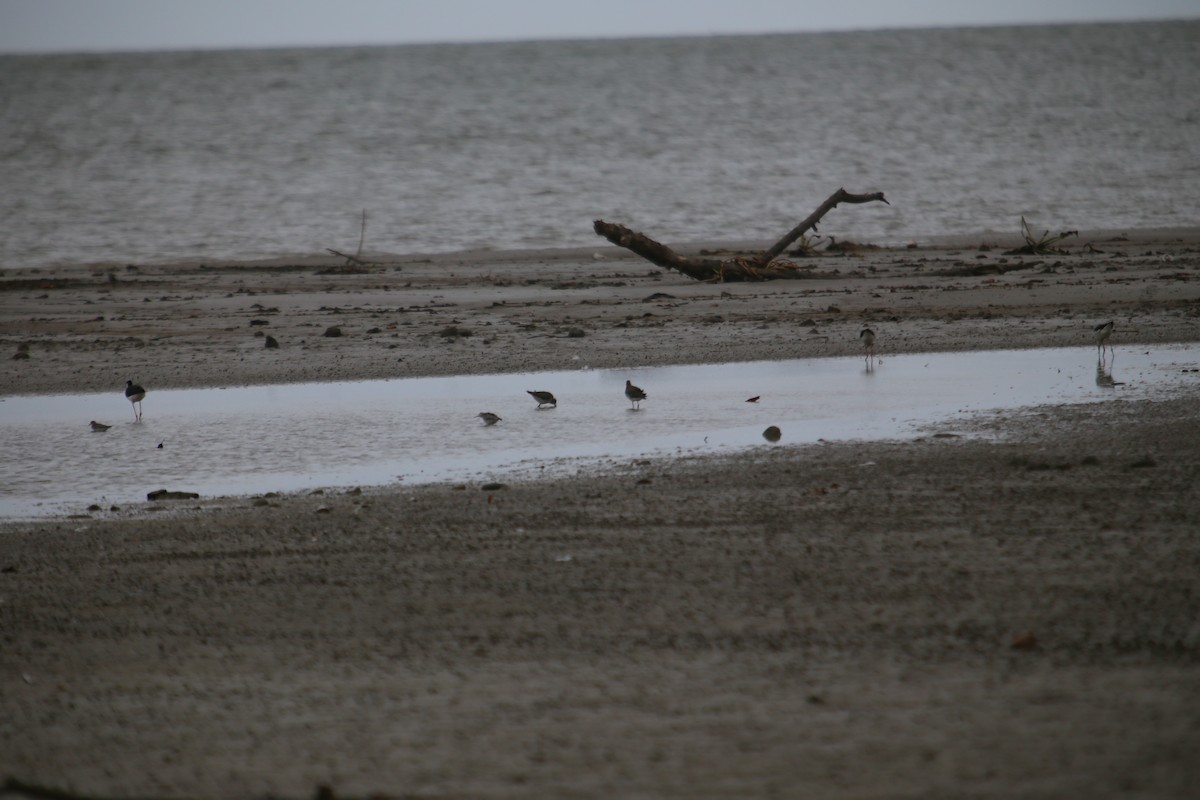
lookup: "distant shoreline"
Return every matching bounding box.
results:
[3,226,1198,274]
[3,227,1197,398]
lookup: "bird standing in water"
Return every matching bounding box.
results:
[1094,320,1114,358]
[89,420,111,432]
[625,380,647,410]
[527,390,556,408]
[478,412,502,426]
[859,327,876,361]
[125,380,146,421]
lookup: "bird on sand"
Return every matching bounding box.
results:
[859,327,876,360]
[478,412,502,426]
[125,379,146,421]
[1094,320,1114,356]
[527,390,556,408]
[625,379,647,410]
[89,420,111,432]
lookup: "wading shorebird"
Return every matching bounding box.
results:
[859,327,876,361]
[89,420,112,432]
[1094,320,1114,357]
[125,380,146,421]
[478,412,502,426]
[527,390,556,408]
[625,380,647,410]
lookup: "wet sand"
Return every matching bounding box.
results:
[2,229,1200,798]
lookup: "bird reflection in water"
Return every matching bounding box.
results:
[1095,355,1125,388]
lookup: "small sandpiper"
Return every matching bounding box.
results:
[125,379,146,421]
[89,420,112,432]
[478,412,502,426]
[625,380,647,410]
[1094,320,1114,356]
[527,390,556,408]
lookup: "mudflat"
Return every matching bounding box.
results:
[2,229,1199,798]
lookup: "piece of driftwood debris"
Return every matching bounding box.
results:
[1003,216,1078,256]
[594,187,889,282]
[325,209,372,266]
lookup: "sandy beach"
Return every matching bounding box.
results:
[2,229,1200,798]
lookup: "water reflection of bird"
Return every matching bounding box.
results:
[1094,320,1114,358]
[89,420,111,432]
[527,390,556,408]
[625,380,647,410]
[478,412,502,426]
[859,327,876,360]
[125,379,146,421]
[1095,356,1124,388]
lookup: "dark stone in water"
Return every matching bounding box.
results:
[264,335,279,348]
[147,489,201,501]
[323,326,342,337]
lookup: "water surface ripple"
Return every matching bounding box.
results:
[1,21,1198,267]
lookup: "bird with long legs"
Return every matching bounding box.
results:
[625,379,647,410]
[859,327,876,365]
[1094,320,1114,360]
[125,379,146,421]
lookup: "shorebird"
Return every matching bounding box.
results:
[89,420,111,432]
[859,327,876,360]
[527,390,556,408]
[745,396,760,403]
[478,412,502,426]
[125,379,146,421]
[1094,320,1114,357]
[762,425,782,443]
[625,379,647,410]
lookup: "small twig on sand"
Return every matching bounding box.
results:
[354,209,367,261]
[1005,216,1078,256]
[326,209,373,267]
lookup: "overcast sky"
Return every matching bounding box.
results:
[1,0,1196,53]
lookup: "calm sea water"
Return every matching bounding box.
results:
[1,21,1197,269]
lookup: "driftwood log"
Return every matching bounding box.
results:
[594,187,888,282]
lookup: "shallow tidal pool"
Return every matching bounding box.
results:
[1,345,1196,518]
